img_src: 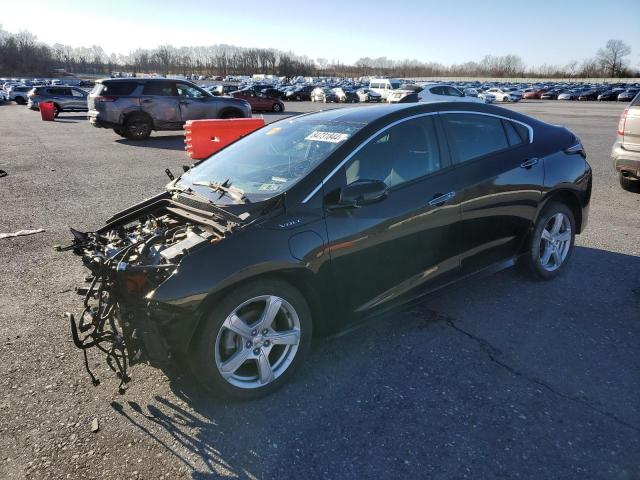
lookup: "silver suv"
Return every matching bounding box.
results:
[27,86,88,116]
[88,79,252,140]
[7,85,33,104]
[612,91,640,192]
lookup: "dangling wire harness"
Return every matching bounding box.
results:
[65,240,145,394]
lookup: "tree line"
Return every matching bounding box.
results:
[0,25,636,79]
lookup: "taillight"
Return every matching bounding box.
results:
[617,108,628,136]
[95,95,117,102]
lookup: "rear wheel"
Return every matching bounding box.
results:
[619,173,640,193]
[190,279,312,400]
[272,102,282,112]
[123,115,152,140]
[521,202,575,280]
[53,104,61,118]
[113,128,126,137]
[502,95,509,102]
[15,97,26,105]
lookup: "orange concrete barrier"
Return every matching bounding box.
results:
[184,118,265,160]
[40,102,55,121]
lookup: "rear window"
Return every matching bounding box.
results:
[100,82,137,96]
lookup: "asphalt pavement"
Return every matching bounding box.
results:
[0,99,638,480]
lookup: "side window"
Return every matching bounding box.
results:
[502,120,529,146]
[446,87,463,97]
[442,113,509,163]
[142,81,175,96]
[430,86,445,95]
[71,89,85,97]
[344,116,441,189]
[176,83,206,98]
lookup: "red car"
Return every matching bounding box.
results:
[231,89,285,112]
[523,88,548,99]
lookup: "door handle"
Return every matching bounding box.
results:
[520,158,539,169]
[428,191,455,207]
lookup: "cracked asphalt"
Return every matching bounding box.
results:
[0,99,639,479]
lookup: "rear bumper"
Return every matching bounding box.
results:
[612,142,640,178]
[89,114,118,129]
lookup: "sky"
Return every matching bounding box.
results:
[2,0,639,68]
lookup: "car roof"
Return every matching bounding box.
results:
[293,102,536,126]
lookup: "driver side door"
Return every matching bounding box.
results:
[322,114,464,317]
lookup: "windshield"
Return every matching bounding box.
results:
[178,118,365,203]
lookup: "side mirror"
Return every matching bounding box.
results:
[332,179,388,208]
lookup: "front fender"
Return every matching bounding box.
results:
[147,219,330,350]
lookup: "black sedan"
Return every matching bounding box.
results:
[62,103,592,399]
[598,89,624,101]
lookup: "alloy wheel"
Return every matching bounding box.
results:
[214,295,301,389]
[539,213,572,272]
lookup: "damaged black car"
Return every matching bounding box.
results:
[62,102,592,399]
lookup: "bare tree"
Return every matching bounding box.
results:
[597,40,631,77]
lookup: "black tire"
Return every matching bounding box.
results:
[220,110,242,119]
[113,128,126,137]
[619,173,640,193]
[272,102,282,112]
[15,97,26,105]
[123,115,152,140]
[189,278,312,400]
[53,104,61,118]
[521,201,575,280]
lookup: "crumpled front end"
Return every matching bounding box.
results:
[59,195,241,392]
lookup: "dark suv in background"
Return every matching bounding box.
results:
[88,79,252,139]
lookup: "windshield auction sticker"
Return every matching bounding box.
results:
[305,131,350,143]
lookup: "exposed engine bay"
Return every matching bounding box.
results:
[59,191,269,392]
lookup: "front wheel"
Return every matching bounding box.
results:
[190,279,312,400]
[272,102,282,112]
[521,202,575,280]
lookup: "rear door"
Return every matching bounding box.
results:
[176,82,216,121]
[323,115,464,316]
[140,81,181,128]
[440,112,543,271]
[50,87,71,108]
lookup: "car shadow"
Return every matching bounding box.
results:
[115,135,186,151]
[110,246,640,478]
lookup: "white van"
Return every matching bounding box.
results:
[368,78,402,100]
